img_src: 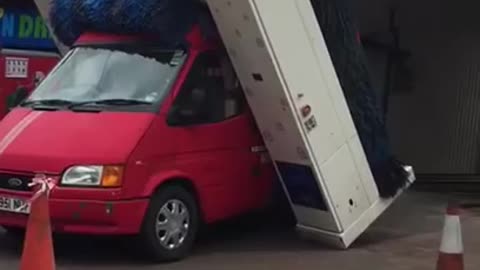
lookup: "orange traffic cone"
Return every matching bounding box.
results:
[436,204,463,270]
[19,183,55,270]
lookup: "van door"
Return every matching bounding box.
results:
[165,50,268,219]
[218,50,275,207]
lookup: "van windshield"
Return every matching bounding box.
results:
[25,46,187,111]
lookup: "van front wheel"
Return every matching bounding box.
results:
[138,185,199,262]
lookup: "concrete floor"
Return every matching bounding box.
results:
[0,191,479,270]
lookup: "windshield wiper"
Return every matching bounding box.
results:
[21,99,75,111]
[21,99,74,107]
[68,99,153,109]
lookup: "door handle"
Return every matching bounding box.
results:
[251,146,267,153]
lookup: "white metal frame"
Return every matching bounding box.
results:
[206,0,416,248]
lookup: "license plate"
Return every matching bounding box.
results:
[0,196,30,214]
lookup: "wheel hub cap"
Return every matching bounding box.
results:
[155,199,190,250]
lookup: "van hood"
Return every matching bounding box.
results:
[0,108,155,174]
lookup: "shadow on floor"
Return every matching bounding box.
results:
[1,210,312,267]
[0,191,457,267]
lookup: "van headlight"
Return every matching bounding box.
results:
[61,165,123,187]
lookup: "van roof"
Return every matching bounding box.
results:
[73,25,219,50]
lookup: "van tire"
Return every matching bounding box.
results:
[137,185,199,262]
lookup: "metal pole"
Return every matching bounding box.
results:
[32,0,69,55]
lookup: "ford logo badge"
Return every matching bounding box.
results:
[8,178,22,187]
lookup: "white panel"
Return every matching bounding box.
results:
[251,0,347,165]
[348,136,380,202]
[250,0,372,229]
[298,166,416,249]
[294,2,358,140]
[320,145,369,228]
[206,0,415,247]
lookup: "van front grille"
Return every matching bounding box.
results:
[0,173,32,192]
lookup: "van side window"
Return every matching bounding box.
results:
[167,51,246,126]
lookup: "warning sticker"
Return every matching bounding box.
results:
[5,57,29,79]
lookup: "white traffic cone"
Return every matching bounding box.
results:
[436,204,463,270]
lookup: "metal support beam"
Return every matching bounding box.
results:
[32,0,69,55]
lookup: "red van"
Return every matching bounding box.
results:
[0,26,276,261]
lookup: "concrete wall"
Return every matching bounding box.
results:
[353,0,480,175]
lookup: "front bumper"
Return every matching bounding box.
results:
[0,194,149,235]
